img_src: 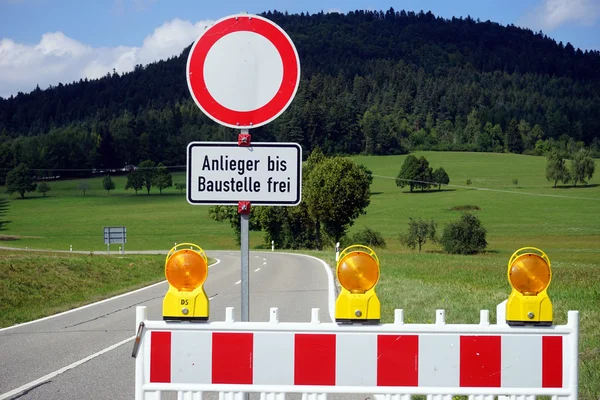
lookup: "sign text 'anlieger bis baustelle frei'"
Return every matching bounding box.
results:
[187,142,302,206]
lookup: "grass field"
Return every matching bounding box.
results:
[1,151,599,397]
[0,250,166,327]
[0,151,598,254]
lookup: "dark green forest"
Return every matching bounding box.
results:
[1,8,599,181]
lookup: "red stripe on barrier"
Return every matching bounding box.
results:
[294,334,336,385]
[212,333,253,384]
[542,336,563,388]
[376,335,419,386]
[150,331,171,383]
[460,336,501,387]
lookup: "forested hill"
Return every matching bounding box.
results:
[1,8,600,178]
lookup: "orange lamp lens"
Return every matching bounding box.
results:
[337,251,379,293]
[509,253,550,295]
[165,249,207,291]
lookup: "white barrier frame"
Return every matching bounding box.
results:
[134,305,579,400]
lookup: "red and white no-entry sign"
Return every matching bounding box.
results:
[186,14,301,129]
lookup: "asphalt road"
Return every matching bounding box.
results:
[0,251,337,400]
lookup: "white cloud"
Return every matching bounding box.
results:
[0,18,213,98]
[520,0,600,32]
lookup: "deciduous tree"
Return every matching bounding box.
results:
[571,149,596,186]
[125,170,143,195]
[153,163,172,194]
[440,213,487,254]
[78,181,90,196]
[37,182,51,197]
[399,218,436,252]
[432,167,450,190]
[175,182,186,193]
[103,175,115,195]
[545,150,571,187]
[138,160,156,194]
[304,156,371,248]
[6,163,37,199]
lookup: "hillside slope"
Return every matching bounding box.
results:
[1,9,599,178]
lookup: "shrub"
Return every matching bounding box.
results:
[466,178,472,186]
[512,178,519,185]
[37,182,51,197]
[351,227,387,248]
[175,182,186,193]
[440,213,487,254]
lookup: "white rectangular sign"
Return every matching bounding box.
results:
[186,142,302,206]
[103,226,126,244]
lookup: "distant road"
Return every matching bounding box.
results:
[0,250,336,400]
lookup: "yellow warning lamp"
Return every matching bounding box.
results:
[162,243,209,321]
[506,247,553,326]
[335,245,381,324]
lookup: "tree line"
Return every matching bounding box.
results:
[1,8,599,184]
[5,160,181,198]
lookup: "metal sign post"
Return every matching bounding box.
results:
[238,129,251,323]
[240,212,250,322]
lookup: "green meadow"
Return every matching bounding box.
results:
[0,250,166,327]
[0,151,598,254]
[1,151,599,397]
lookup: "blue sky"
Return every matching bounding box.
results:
[0,0,599,98]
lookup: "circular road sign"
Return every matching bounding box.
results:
[186,14,301,129]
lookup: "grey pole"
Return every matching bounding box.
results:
[240,212,250,322]
[239,123,251,400]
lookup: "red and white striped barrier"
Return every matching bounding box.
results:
[134,306,579,400]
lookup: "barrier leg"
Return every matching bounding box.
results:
[427,395,452,400]
[260,394,284,400]
[385,394,411,400]
[135,306,147,400]
[302,394,327,400]
[219,392,244,400]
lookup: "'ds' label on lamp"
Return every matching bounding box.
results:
[163,243,209,321]
[335,245,381,324]
[506,247,552,326]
